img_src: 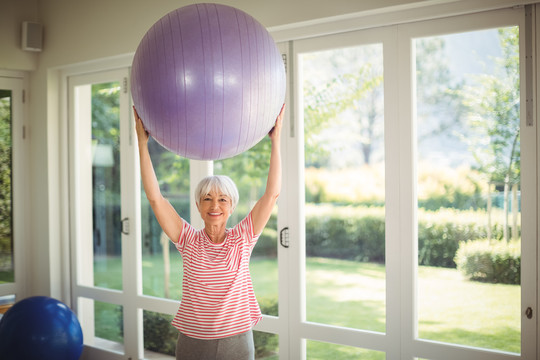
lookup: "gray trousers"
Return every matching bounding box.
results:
[175,330,255,360]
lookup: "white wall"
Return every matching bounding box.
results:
[0,0,40,71]
[33,0,435,69]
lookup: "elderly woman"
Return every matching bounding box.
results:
[134,105,284,360]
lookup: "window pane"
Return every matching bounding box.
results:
[214,139,279,316]
[143,310,176,358]
[301,43,386,332]
[0,90,13,284]
[95,301,124,343]
[0,294,16,315]
[79,297,124,352]
[415,27,521,353]
[141,138,189,299]
[254,330,278,359]
[92,82,123,290]
[307,340,385,360]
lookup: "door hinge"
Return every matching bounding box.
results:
[123,77,128,94]
[22,90,26,104]
[279,227,289,248]
[282,53,287,74]
[525,4,534,127]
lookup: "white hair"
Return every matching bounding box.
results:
[195,175,239,210]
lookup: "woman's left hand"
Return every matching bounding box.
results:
[269,104,285,141]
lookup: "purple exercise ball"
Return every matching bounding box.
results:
[131,3,286,160]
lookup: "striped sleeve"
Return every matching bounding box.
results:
[232,212,260,246]
[175,219,194,254]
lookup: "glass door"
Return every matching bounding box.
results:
[292,26,400,359]
[69,69,135,357]
[0,75,27,309]
[290,6,536,360]
[415,25,522,354]
[68,64,289,359]
[399,7,536,359]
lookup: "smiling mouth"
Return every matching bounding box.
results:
[209,212,222,216]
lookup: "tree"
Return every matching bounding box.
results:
[0,92,13,277]
[458,27,520,241]
[415,37,466,145]
[460,27,520,185]
[302,46,383,167]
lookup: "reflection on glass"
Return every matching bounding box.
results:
[415,27,521,353]
[215,139,279,316]
[0,90,13,284]
[92,82,122,290]
[307,340,385,360]
[141,137,189,299]
[301,43,386,332]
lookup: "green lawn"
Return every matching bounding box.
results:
[93,256,520,357]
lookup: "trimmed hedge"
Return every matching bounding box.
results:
[417,208,505,267]
[306,206,385,262]
[455,239,520,284]
[305,205,507,268]
[253,297,279,358]
[143,311,177,356]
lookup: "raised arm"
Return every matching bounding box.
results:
[251,104,285,235]
[134,107,184,243]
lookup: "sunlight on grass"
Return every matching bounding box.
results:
[94,256,521,355]
[95,301,123,343]
[418,266,520,353]
[307,340,386,360]
[250,257,279,299]
[306,258,386,332]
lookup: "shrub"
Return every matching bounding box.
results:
[253,227,278,257]
[305,164,487,210]
[417,208,504,268]
[455,239,520,284]
[254,297,279,358]
[143,311,177,356]
[305,204,508,268]
[305,205,385,262]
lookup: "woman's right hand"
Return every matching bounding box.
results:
[133,106,149,145]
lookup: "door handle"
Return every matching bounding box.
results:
[280,227,289,248]
[121,217,130,235]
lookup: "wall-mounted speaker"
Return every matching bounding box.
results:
[22,21,43,52]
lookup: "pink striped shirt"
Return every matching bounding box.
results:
[171,213,262,339]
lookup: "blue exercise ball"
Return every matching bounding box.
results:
[0,296,83,360]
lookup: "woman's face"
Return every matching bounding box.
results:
[197,189,233,227]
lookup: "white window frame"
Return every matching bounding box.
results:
[0,71,29,302]
[288,5,536,360]
[397,8,536,360]
[289,25,400,359]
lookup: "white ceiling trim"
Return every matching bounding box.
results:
[268,0,538,41]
